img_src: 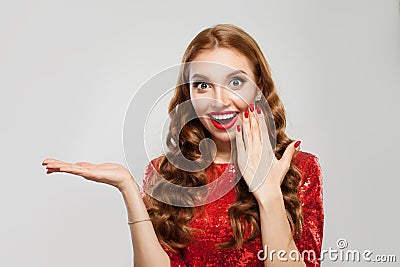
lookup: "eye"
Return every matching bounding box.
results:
[229,77,245,88]
[192,81,211,90]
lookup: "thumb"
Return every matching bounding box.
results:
[280,140,301,173]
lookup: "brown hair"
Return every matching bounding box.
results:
[143,24,303,251]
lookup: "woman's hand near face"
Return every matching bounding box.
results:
[41,158,136,192]
[235,104,300,205]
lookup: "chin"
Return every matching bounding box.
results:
[209,129,236,143]
[200,118,237,143]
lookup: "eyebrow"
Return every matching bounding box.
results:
[190,70,248,80]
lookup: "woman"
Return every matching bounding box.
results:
[42,24,323,267]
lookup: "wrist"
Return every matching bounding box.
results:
[257,185,283,208]
[118,177,139,195]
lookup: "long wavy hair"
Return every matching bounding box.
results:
[143,24,303,252]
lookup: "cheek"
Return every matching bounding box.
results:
[231,96,250,111]
[233,86,259,106]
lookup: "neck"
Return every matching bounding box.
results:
[212,137,233,163]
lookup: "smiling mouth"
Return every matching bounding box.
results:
[207,111,239,130]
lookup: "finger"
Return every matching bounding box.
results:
[46,163,87,177]
[43,161,103,184]
[248,104,260,143]
[235,124,252,181]
[242,107,251,151]
[46,168,59,174]
[235,124,246,161]
[45,164,85,175]
[45,162,78,169]
[247,105,264,191]
[58,165,90,176]
[42,159,58,165]
[42,158,69,166]
[255,106,276,186]
[42,158,58,164]
[255,105,272,149]
[45,168,71,174]
[280,140,301,174]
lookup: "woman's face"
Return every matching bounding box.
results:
[189,47,261,143]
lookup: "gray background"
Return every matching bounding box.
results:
[1,0,399,266]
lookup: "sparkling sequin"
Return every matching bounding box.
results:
[141,151,324,267]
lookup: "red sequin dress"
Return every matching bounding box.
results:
[141,151,324,267]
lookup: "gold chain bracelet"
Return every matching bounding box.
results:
[128,218,152,225]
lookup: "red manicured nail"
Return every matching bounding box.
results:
[244,110,249,118]
[237,125,241,132]
[249,104,254,112]
[294,140,301,148]
[256,106,261,114]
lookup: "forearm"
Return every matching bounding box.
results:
[120,180,170,267]
[258,191,305,267]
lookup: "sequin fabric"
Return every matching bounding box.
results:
[141,151,324,267]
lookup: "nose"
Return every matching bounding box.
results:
[211,84,230,108]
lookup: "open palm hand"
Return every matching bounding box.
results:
[42,158,134,191]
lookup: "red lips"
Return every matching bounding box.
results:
[207,111,239,130]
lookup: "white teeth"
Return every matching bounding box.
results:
[211,113,236,120]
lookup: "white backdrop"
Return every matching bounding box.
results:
[1,0,399,266]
